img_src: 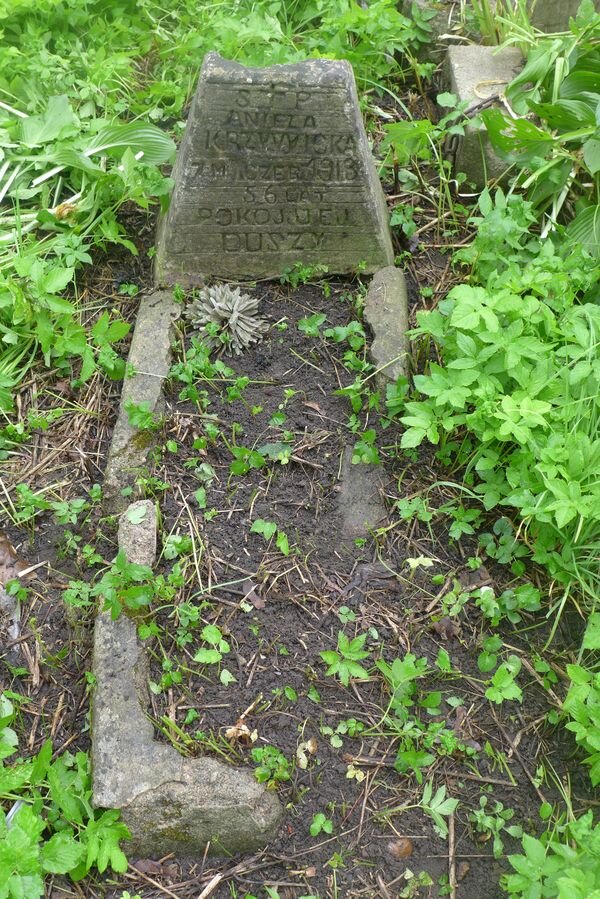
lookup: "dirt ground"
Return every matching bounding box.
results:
[0,219,590,898]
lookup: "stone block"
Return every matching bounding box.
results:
[155,52,393,284]
[91,501,282,857]
[364,266,409,386]
[103,290,180,512]
[445,45,523,188]
[338,449,388,539]
[531,0,599,32]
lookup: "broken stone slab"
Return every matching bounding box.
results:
[338,449,388,540]
[364,266,409,389]
[444,45,523,189]
[91,500,282,857]
[103,290,180,513]
[155,52,394,285]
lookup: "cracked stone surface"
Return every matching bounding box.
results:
[91,500,282,857]
[364,266,409,388]
[103,290,180,513]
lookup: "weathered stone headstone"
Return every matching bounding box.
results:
[155,53,394,284]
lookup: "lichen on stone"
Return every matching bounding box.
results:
[184,283,268,355]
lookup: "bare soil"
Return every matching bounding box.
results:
[1,241,589,898]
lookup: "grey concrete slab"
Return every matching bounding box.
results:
[102,290,180,512]
[91,500,282,857]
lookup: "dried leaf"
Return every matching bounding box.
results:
[296,738,318,770]
[224,720,257,745]
[457,861,470,882]
[458,565,491,591]
[0,532,29,588]
[133,859,164,876]
[244,582,266,610]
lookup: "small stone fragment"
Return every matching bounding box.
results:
[387,837,413,860]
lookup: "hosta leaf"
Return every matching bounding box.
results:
[566,205,600,256]
[583,138,600,175]
[87,122,176,165]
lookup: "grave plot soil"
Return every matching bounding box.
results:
[1,262,589,899]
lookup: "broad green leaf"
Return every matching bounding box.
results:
[193,648,222,664]
[39,267,74,295]
[20,96,77,146]
[583,138,600,175]
[41,831,85,874]
[87,122,176,165]
[567,203,600,257]
[126,505,147,524]
[583,613,600,650]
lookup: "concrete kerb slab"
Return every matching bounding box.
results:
[95,289,282,855]
[364,265,409,391]
[444,45,523,189]
[102,289,180,514]
[91,500,282,856]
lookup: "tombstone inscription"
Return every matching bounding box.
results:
[155,52,394,284]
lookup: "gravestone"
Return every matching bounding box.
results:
[155,53,394,284]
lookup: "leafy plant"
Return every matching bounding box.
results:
[470,796,523,859]
[482,4,600,251]
[485,656,523,705]
[320,631,371,687]
[399,189,600,605]
[309,812,333,837]
[563,664,600,786]
[63,550,180,619]
[250,519,291,556]
[251,745,292,788]
[502,811,600,898]
[420,781,459,840]
[0,694,129,898]
[193,624,231,666]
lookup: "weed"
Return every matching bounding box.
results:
[0,694,129,896]
[469,795,523,859]
[502,811,600,898]
[485,656,523,705]
[320,632,371,687]
[251,745,292,789]
[309,812,333,837]
[250,519,291,556]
